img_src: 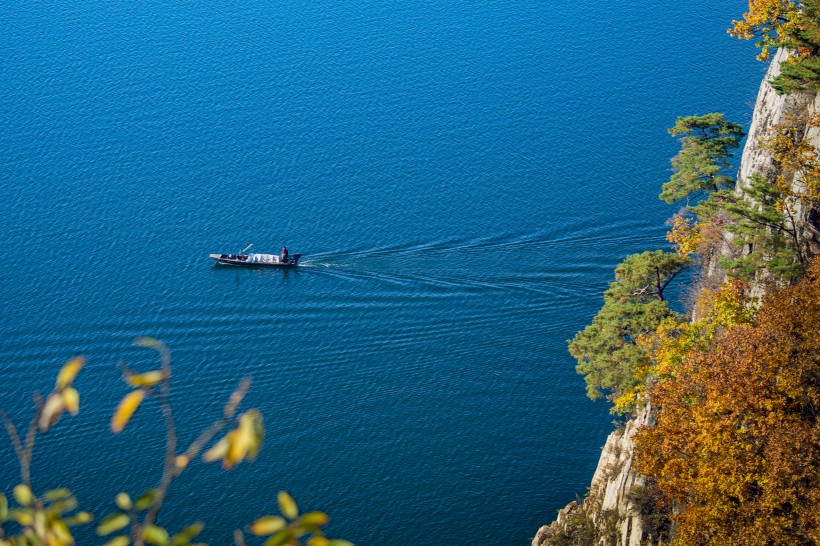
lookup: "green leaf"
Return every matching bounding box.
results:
[51,496,79,514]
[96,513,130,536]
[135,489,159,511]
[277,491,298,520]
[103,536,131,546]
[171,522,204,545]
[0,493,7,521]
[326,541,354,546]
[43,488,72,502]
[264,529,296,546]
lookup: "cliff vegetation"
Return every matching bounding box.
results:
[537,2,820,544]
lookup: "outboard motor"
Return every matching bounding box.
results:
[292,253,302,264]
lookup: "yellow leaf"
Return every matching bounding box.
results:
[250,515,286,536]
[39,392,65,432]
[202,436,229,463]
[225,431,250,470]
[126,371,165,388]
[307,538,329,546]
[246,410,264,461]
[301,512,329,527]
[96,513,129,536]
[102,536,130,546]
[62,388,80,415]
[171,522,203,542]
[134,489,158,511]
[48,517,73,544]
[56,356,85,389]
[111,391,144,433]
[174,454,189,471]
[64,512,93,525]
[13,508,33,525]
[277,491,298,520]
[13,485,33,507]
[142,524,169,546]
[115,493,132,511]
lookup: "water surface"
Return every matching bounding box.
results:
[0,1,762,543]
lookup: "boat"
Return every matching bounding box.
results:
[210,244,301,268]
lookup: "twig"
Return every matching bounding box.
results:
[0,410,26,485]
[141,344,176,540]
[181,378,252,465]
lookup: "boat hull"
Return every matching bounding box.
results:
[209,253,300,268]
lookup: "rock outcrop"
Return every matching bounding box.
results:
[531,405,655,546]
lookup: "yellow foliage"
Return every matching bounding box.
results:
[13,485,33,507]
[126,370,166,389]
[666,216,701,256]
[201,409,264,470]
[277,491,299,520]
[111,390,144,433]
[729,0,800,60]
[637,260,820,544]
[55,357,84,390]
[61,388,80,415]
[250,515,287,535]
[761,113,820,203]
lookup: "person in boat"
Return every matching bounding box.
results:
[280,246,289,263]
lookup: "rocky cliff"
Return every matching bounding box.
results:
[532,49,820,546]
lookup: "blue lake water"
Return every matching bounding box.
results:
[1,1,762,544]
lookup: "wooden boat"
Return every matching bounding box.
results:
[210,244,301,268]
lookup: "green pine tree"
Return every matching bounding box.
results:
[659,114,745,205]
[569,251,688,410]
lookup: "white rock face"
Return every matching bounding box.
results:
[531,404,653,546]
[736,49,819,191]
[588,404,653,546]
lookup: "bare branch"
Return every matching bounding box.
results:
[182,378,253,465]
[0,409,26,484]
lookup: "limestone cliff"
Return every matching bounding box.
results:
[531,404,657,546]
[532,49,820,546]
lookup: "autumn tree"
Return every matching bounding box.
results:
[568,251,688,412]
[762,113,820,202]
[636,259,820,545]
[730,0,820,93]
[659,114,745,206]
[694,174,806,280]
[729,0,802,60]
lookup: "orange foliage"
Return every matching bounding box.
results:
[636,260,820,545]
